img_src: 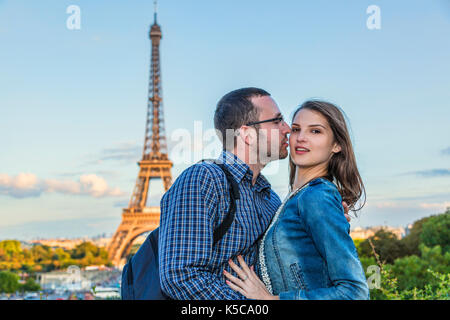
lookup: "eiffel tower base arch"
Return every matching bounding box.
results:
[107,207,161,267]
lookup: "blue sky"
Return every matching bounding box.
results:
[0,0,449,240]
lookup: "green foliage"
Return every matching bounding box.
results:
[125,243,141,262]
[371,266,449,300]
[0,240,111,273]
[71,242,100,259]
[129,243,141,256]
[20,277,41,292]
[69,242,110,267]
[0,269,41,294]
[357,212,449,263]
[0,271,20,293]
[0,240,23,255]
[390,244,450,291]
[420,212,450,254]
[400,216,432,256]
[353,208,450,300]
[358,229,407,264]
[359,256,377,275]
[0,240,112,294]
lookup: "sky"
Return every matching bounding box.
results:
[0,0,449,240]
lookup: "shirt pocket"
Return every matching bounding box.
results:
[290,262,308,291]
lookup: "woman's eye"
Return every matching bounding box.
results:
[312,129,321,134]
[292,128,300,132]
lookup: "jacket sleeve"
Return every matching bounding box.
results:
[279,183,369,300]
[158,164,244,300]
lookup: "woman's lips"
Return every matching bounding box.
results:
[294,147,310,155]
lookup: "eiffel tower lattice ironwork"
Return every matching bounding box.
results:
[107,7,173,267]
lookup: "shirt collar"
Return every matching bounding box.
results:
[253,173,271,193]
[217,150,248,184]
[217,150,272,193]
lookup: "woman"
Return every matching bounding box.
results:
[223,100,369,300]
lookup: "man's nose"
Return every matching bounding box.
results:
[282,121,291,134]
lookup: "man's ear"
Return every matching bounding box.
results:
[238,126,257,146]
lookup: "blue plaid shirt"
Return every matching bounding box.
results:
[159,150,281,299]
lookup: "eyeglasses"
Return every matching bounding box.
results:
[246,116,284,126]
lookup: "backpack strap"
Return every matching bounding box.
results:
[213,163,240,244]
[198,159,240,245]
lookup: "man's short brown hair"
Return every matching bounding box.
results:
[214,87,270,150]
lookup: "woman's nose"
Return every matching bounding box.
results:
[296,132,307,142]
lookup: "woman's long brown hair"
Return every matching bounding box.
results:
[288,100,366,213]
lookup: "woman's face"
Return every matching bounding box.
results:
[289,108,341,170]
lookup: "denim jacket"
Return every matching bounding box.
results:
[258,177,369,300]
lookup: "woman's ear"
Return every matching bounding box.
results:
[332,142,342,154]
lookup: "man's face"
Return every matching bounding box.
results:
[249,95,291,164]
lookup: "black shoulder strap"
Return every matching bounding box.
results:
[198,159,240,245]
[213,163,240,244]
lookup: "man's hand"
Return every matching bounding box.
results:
[342,201,351,222]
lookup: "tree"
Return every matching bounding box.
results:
[0,271,20,293]
[0,240,23,256]
[71,242,99,260]
[400,215,432,256]
[420,211,450,254]
[358,229,408,264]
[387,243,450,291]
[20,277,41,292]
[31,245,53,263]
[69,242,110,267]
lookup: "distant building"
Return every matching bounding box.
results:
[91,237,112,248]
[404,224,414,237]
[37,266,91,291]
[350,226,406,240]
[36,266,121,293]
[30,237,113,250]
[30,238,86,250]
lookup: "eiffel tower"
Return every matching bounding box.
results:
[107,4,173,267]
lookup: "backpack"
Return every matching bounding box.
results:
[121,161,240,300]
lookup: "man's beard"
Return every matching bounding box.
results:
[279,146,289,159]
[256,132,287,164]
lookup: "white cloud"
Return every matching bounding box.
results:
[12,173,39,189]
[372,202,409,209]
[79,174,125,198]
[0,173,42,198]
[361,200,450,214]
[419,201,450,210]
[0,173,125,199]
[44,178,81,194]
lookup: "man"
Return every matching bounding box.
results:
[159,88,347,299]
